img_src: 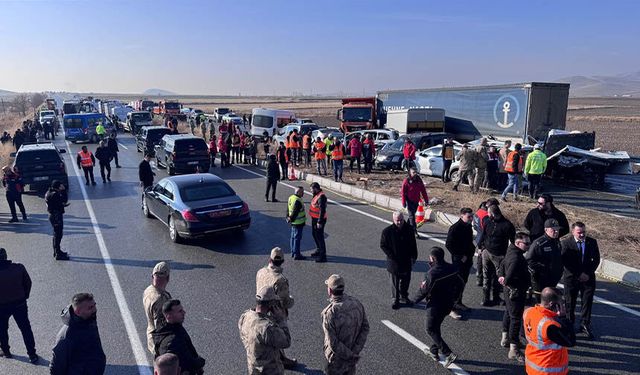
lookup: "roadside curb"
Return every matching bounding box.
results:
[278,163,640,289]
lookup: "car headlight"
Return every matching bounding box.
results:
[376,155,387,162]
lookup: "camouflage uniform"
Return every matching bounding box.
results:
[239,287,292,375]
[142,262,172,354]
[322,291,369,374]
[256,264,294,310]
[474,143,489,192]
[453,146,477,190]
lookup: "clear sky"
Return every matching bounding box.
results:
[0,0,638,95]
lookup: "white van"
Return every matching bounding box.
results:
[250,108,296,137]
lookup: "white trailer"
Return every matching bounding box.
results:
[385,108,445,134]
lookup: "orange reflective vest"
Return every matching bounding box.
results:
[78,151,93,167]
[504,150,523,173]
[289,134,299,148]
[331,145,344,161]
[309,191,327,219]
[302,134,311,149]
[314,141,326,159]
[523,306,569,375]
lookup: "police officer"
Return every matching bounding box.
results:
[309,183,328,263]
[322,274,369,375]
[76,145,96,186]
[412,247,464,368]
[45,180,69,260]
[523,287,576,374]
[526,219,563,303]
[255,247,297,369]
[286,186,306,260]
[238,286,291,374]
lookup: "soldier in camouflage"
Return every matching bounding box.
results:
[255,247,297,368]
[238,286,291,374]
[321,274,370,375]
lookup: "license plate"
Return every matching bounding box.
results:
[208,210,231,218]
[188,161,199,165]
[34,176,49,181]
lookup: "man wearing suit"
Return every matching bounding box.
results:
[561,222,600,339]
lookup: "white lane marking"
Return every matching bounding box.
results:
[118,142,129,150]
[557,283,640,318]
[232,164,446,244]
[382,320,469,375]
[65,140,152,375]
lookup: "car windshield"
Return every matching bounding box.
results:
[132,113,151,121]
[148,129,172,141]
[252,115,273,128]
[180,182,235,202]
[389,138,405,150]
[16,150,60,163]
[343,107,372,122]
[165,102,180,110]
[217,108,230,114]
[41,111,55,117]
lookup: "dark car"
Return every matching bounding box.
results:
[375,132,452,170]
[136,126,173,155]
[142,174,251,242]
[10,143,68,190]
[154,134,210,175]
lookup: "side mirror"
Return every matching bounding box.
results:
[59,149,67,154]
[336,109,343,121]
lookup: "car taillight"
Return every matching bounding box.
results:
[240,202,249,215]
[181,210,199,222]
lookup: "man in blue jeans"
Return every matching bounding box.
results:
[287,186,306,260]
[501,143,523,201]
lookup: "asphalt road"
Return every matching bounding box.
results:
[1,132,639,374]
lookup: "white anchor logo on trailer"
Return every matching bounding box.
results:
[493,94,520,128]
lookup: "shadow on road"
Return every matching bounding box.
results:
[69,256,215,271]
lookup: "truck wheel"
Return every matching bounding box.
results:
[142,198,152,218]
[168,216,181,243]
[449,169,459,182]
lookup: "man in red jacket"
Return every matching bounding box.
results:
[348,134,362,173]
[401,168,429,237]
[402,138,416,171]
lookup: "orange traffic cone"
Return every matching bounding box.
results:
[289,164,297,180]
[416,200,426,228]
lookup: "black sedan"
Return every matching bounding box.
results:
[142,174,251,242]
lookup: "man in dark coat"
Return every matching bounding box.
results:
[94,141,113,183]
[12,128,25,151]
[498,232,532,362]
[412,247,464,368]
[139,153,156,205]
[526,218,563,303]
[380,211,418,309]
[561,222,600,339]
[107,133,121,168]
[265,154,280,202]
[523,193,569,241]
[478,205,515,306]
[0,248,38,363]
[445,207,475,318]
[45,180,70,260]
[153,300,205,375]
[50,293,106,375]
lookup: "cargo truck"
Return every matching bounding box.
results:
[385,108,445,134]
[336,97,382,133]
[377,82,570,144]
[153,100,182,118]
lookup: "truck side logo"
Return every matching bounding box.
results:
[494,95,520,129]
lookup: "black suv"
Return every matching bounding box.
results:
[155,134,210,175]
[136,126,173,155]
[375,132,452,170]
[11,143,68,190]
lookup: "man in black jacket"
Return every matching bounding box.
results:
[153,300,205,375]
[265,154,280,202]
[412,247,464,368]
[45,180,70,260]
[107,132,121,168]
[498,232,532,362]
[526,218,563,303]
[50,293,106,375]
[139,153,156,207]
[445,207,475,318]
[561,222,600,339]
[381,211,418,309]
[478,205,515,306]
[94,141,113,183]
[523,194,569,241]
[0,248,38,363]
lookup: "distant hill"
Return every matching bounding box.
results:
[143,88,177,96]
[0,88,15,97]
[557,71,640,97]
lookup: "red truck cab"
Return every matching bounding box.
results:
[337,97,376,133]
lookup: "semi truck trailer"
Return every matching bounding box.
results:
[377,82,570,143]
